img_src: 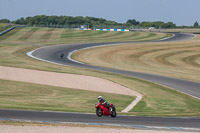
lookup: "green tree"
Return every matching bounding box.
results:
[15,17,25,25]
[0,19,10,23]
[162,22,176,29]
[194,21,199,27]
[11,15,179,29]
[126,19,140,26]
[140,21,176,29]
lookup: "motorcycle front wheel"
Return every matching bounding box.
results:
[96,108,103,117]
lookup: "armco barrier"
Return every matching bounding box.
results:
[0,26,129,36]
[80,28,92,30]
[193,32,200,34]
[95,29,129,31]
[0,25,25,36]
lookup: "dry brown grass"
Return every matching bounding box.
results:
[0,27,171,45]
[1,43,200,116]
[73,34,200,82]
[144,28,200,33]
[0,28,199,116]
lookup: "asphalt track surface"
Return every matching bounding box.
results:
[31,33,200,99]
[1,33,200,130]
[0,109,200,131]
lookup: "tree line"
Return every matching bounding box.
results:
[0,15,199,29]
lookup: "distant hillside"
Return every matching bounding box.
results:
[0,27,170,44]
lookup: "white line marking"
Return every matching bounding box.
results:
[67,50,85,64]
[67,43,126,64]
[159,34,175,41]
[27,44,143,112]
[27,49,69,66]
[121,95,142,113]
[1,118,200,131]
[66,43,143,112]
[28,33,196,112]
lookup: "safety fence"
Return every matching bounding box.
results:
[0,25,25,36]
[94,29,129,31]
[79,28,92,30]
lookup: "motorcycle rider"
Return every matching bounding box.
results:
[60,53,64,58]
[98,96,110,110]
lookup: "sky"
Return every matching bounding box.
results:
[0,0,199,26]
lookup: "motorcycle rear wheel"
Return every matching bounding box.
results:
[111,110,117,117]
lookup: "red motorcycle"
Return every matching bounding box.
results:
[95,103,117,117]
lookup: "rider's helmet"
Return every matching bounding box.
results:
[98,96,103,101]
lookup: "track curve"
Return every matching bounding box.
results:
[1,32,200,130]
[31,33,200,99]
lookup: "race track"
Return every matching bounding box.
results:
[0,109,200,131]
[31,33,200,99]
[1,32,200,131]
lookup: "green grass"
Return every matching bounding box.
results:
[112,75,200,117]
[0,23,6,27]
[72,36,200,82]
[17,28,40,41]
[0,43,200,116]
[39,28,55,42]
[0,27,171,45]
[0,23,13,32]
[0,27,199,116]
[0,23,6,32]
[0,80,133,113]
[0,28,22,41]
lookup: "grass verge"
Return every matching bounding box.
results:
[72,35,200,82]
[0,43,200,116]
[0,79,133,112]
[0,27,171,45]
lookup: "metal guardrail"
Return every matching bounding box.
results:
[94,29,129,31]
[0,25,25,36]
[193,32,200,34]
